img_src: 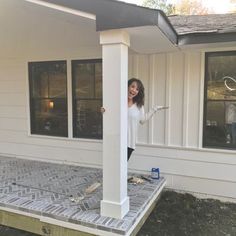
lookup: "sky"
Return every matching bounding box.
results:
[118,0,234,14]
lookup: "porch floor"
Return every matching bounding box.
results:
[0,156,165,236]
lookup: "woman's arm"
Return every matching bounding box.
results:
[139,105,169,125]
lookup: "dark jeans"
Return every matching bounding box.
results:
[127,147,134,161]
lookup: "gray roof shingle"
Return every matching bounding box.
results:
[169,13,236,35]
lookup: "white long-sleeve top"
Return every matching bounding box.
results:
[128,103,161,149]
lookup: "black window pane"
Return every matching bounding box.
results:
[207,54,236,100]
[204,101,226,146]
[203,52,236,149]
[31,71,48,98]
[72,59,102,139]
[74,64,94,98]
[29,61,68,137]
[49,72,67,98]
[95,63,102,99]
[74,100,102,139]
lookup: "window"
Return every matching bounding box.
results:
[203,51,236,149]
[72,59,102,139]
[29,61,68,137]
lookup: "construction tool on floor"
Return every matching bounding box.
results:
[140,175,153,183]
[69,196,85,203]
[70,182,101,203]
[128,176,144,184]
[85,182,101,194]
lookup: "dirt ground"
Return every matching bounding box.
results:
[138,191,236,236]
[1,191,236,236]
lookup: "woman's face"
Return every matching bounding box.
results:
[128,81,139,100]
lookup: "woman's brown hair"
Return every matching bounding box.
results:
[128,78,144,108]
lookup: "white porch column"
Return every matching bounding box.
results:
[100,29,130,219]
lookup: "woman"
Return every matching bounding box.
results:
[127,78,168,160]
[101,78,168,161]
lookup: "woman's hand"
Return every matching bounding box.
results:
[100,107,106,114]
[154,106,169,112]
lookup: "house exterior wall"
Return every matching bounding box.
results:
[1,47,236,201]
[0,0,103,167]
[129,49,236,202]
[0,58,103,167]
[1,1,236,201]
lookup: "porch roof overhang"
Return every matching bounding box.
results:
[39,0,177,42]
[25,0,236,53]
[26,0,178,53]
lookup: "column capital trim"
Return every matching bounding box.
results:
[100,29,130,47]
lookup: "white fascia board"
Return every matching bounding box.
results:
[25,0,96,20]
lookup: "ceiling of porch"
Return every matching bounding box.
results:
[0,0,100,59]
[127,26,178,54]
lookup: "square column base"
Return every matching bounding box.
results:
[101,196,129,219]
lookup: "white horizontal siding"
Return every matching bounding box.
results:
[0,118,27,131]
[132,146,236,182]
[0,130,102,151]
[0,142,102,167]
[0,93,26,106]
[167,174,236,201]
[0,106,27,119]
[0,80,26,93]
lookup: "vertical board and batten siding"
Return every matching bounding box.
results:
[130,54,150,144]
[130,52,202,148]
[129,51,236,201]
[151,54,167,145]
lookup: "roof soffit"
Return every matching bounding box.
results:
[37,0,178,45]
